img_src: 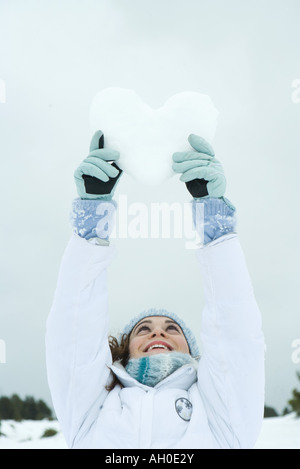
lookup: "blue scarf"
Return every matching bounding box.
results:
[125,352,198,387]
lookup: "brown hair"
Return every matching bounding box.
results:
[106,333,131,392]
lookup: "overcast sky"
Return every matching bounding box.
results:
[0,0,300,416]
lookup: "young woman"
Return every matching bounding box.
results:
[46,131,265,449]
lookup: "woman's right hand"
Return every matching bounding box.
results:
[74,130,123,200]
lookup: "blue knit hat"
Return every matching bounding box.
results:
[121,308,200,359]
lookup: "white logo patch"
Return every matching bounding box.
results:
[175,398,193,421]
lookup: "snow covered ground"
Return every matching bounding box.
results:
[254,413,300,450]
[0,419,67,449]
[0,414,299,449]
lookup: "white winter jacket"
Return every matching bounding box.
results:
[45,233,265,449]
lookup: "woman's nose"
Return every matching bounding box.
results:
[150,327,166,338]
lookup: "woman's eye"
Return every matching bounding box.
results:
[137,326,150,334]
[167,325,179,332]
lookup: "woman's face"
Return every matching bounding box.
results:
[128,316,190,359]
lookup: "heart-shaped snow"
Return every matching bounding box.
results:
[89,88,219,186]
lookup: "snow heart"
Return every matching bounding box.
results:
[89,87,219,186]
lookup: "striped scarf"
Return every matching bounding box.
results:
[125,352,198,387]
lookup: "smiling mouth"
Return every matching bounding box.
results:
[144,342,173,353]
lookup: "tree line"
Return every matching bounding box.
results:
[265,371,300,418]
[0,394,53,421]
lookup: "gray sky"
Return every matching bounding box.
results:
[0,0,300,415]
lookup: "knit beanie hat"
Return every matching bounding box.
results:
[121,307,200,359]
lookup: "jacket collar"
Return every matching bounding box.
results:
[110,361,198,391]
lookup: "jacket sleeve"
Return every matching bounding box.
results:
[45,233,117,448]
[196,234,265,449]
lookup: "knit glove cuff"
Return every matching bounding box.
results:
[192,197,236,245]
[70,198,117,242]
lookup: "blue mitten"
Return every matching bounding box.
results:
[70,198,117,243]
[192,198,236,245]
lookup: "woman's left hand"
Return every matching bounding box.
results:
[172,134,226,199]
